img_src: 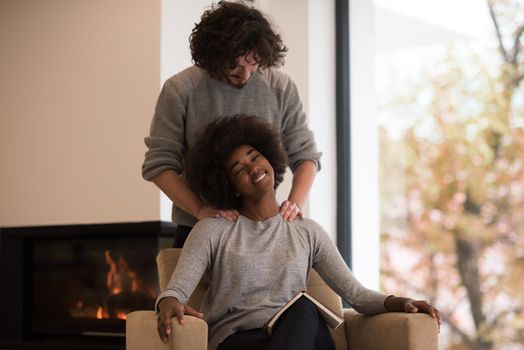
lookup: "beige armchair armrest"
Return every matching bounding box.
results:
[344,309,438,350]
[126,311,208,350]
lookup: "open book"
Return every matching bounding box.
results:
[266,291,344,336]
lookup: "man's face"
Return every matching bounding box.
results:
[227,52,259,88]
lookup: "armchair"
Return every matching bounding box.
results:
[126,248,438,350]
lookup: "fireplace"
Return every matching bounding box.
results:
[0,221,175,350]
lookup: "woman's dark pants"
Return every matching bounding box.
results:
[217,297,336,350]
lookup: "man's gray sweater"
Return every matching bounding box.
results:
[156,215,388,350]
[142,66,322,227]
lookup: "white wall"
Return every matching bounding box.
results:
[246,0,337,239]
[259,0,309,218]
[350,0,380,289]
[307,0,336,241]
[159,0,213,221]
[0,0,161,227]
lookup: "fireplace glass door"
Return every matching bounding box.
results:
[30,237,159,336]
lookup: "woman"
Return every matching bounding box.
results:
[156,115,441,350]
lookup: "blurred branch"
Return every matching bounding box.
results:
[488,0,509,62]
[512,24,524,64]
[454,234,485,331]
[512,24,524,86]
[488,0,524,87]
[516,72,524,87]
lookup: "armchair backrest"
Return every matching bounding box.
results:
[157,248,209,310]
[156,248,348,349]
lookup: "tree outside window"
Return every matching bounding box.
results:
[378,1,524,349]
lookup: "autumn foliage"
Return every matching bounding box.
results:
[379,1,524,349]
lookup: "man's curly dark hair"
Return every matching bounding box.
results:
[185,115,288,210]
[190,1,287,79]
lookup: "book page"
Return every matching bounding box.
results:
[266,291,344,335]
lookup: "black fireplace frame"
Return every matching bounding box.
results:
[0,221,175,350]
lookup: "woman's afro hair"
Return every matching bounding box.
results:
[185,115,288,210]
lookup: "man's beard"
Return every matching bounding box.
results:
[228,75,249,88]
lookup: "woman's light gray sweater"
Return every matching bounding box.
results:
[156,215,388,350]
[142,66,322,227]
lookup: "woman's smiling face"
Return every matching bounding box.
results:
[224,144,275,200]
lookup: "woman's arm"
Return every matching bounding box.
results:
[155,221,214,309]
[309,221,441,326]
[154,221,217,341]
[308,221,388,315]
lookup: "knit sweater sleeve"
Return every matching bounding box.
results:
[279,76,323,172]
[142,76,188,180]
[306,220,388,315]
[154,219,215,310]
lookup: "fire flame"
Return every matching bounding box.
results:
[116,312,127,320]
[74,250,146,320]
[96,306,104,319]
[95,305,127,320]
[104,250,139,295]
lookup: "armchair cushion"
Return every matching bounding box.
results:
[344,309,438,350]
[127,310,207,350]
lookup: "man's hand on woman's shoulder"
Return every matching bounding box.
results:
[280,200,303,221]
[197,205,239,222]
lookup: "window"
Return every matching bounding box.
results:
[351,0,524,348]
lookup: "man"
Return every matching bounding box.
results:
[142,1,322,247]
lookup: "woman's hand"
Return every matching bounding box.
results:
[280,200,303,221]
[384,296,442,332]
[157,297,204,343]
[196,205,239,222]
